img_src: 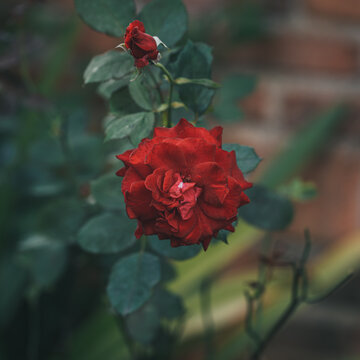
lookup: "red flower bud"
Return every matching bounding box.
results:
[124,20,159,68]
[116,119,252,251]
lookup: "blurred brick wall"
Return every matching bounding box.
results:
[185,0,360,243]
[231,0,360,243]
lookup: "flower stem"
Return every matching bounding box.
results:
[154,62,174,128]
[166,81,174,128]
[140,235,147,254]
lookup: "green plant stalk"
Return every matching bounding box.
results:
[250,264,302,360]
[154,62,174,128]
[166,81,174,127]
[146,67,165,104]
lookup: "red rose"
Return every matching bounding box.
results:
[116,119,252,250]
[124,20,159,68]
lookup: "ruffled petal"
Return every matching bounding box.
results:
[122,167,143,194]
[147,141,186,172]
[131,31,158,54]
[153,118,222,147]
[125,181,156,220]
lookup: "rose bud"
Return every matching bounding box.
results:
[116,119,252,250]
[118,20,161,68]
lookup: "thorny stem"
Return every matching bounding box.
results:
[250,265,301,360]
[154,62,174,128]
[140,235,147,255]
[146,67,164,104]
[245,230,353,360]
[244,291,262,348]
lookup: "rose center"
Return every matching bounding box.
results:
[169,174,201,220]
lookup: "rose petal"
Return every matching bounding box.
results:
[125,181,156,220]
[147,141,186,172]
[154,118,222,147]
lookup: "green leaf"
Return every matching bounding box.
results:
[222,144,261,174]
[97,77,130,99]
[110,86,143,116]
[105,112,154,145]
[78,213,136,254]
[214,74,257,122]
[160,259,176,283]
[238,185,294,230]
[148,235,201,260]
[138,0,188,47]
[125,287,184,344]
[125,301,159,344]
[215,229,229,244]
[107,253,161,315]
[277,178,317,202]
[175,77,221,88]
[36,198,87,243]
[69,134,105,182]
[74,0,135,37]
[155,101,186,113]
[104,137,135,158]
[151,288,184,319]
[18,235,67,288]
[91,173,126,211]
[128,77,154,111]
[84,51,133,84]
[172,40,215,115]
[129,112,155,145]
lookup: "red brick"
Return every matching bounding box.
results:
[225,42,269,68]
[269,34,359,75]
[288,145,360,241]
[283,92,360,137]
[76,25,119,55]
[306,0,360,21]
[283,93,334,126]
[183,0,230,17]
[238,83,268,120]
[227,34,358,75]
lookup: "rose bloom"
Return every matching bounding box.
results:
[116,119,252,250]
[124,20,159,68]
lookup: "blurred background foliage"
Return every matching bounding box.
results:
[0,0,359,360]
